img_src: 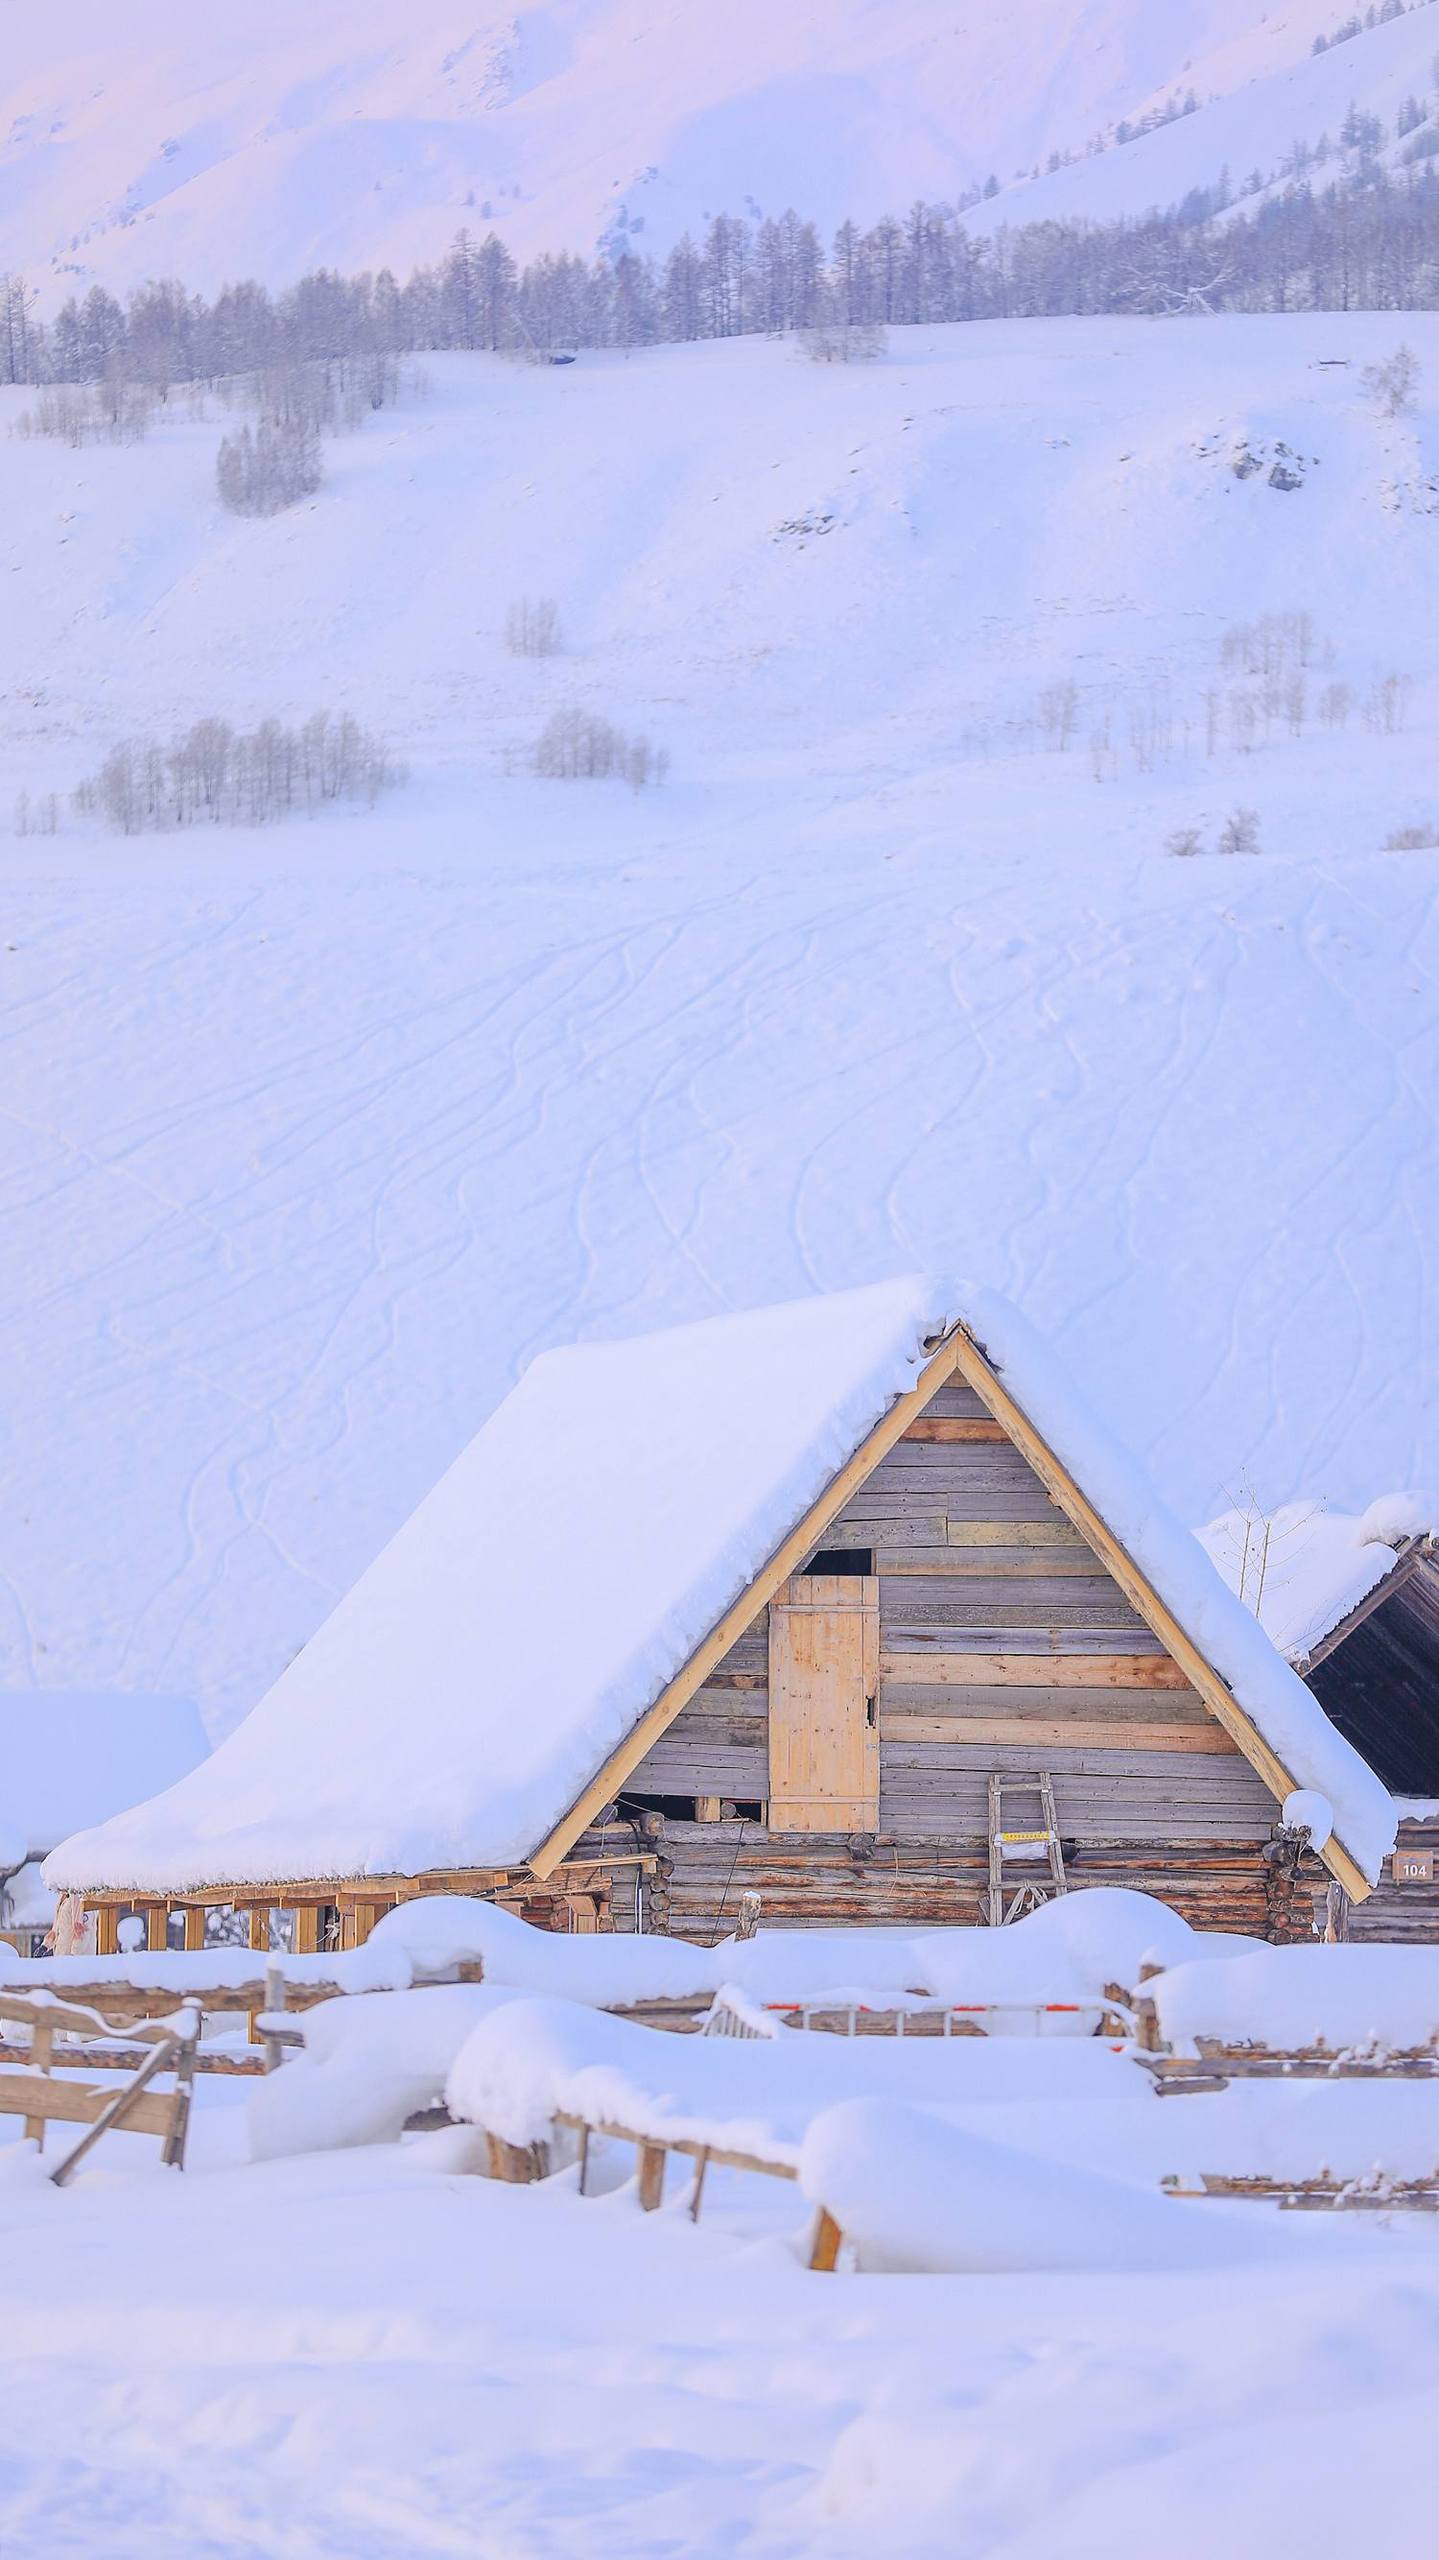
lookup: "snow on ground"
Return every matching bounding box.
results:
[3,317,1439,1730]
[0,0,1360,297]
[1,2057,1439,2555]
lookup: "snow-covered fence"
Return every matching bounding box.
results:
[0,1990,201,2180]
[1135,1946,1439,2089]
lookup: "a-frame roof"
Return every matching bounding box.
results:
[48,1278,1395,1901]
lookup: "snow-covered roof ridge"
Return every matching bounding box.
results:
[46,1276,956,1895]
[46,1274,1396,1898]
[961,1290,1397,1885]
[1198,1495,1437,1665]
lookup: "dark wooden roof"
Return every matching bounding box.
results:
[1307,1553,1439,1793]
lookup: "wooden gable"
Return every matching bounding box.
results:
[528,1326,1370,1902]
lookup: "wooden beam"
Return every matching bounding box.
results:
[527,1336,964,1878]
[945,1326,1371,1902]
[878,1651,1193,1689]
[902,1418,1008,1445]
[880,1717,1239,1752]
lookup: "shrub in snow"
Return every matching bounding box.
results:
[1217,806,1262,856]
[803,322,886,363]
[216,415,324,516]
[73,712,403,833]
[1384,821,1439,849]
[1362,344,1421,420]
[532,707,668,789]
[505,597,563,657]
[1166,826,1204,858]
[12,381,156,446]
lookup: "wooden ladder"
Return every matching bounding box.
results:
[987,1772,1067,1926]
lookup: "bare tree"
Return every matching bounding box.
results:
[1037,679,1080,751]
[506,598,563,658]
[73,713,402,832]
[216,417,324,516]
[532,708,667,788]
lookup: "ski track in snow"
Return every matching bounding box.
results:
[2,834,1436,1733]
[2,320,1438,1727]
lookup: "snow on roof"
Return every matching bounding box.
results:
[47,1277,954,1894]
[47,1277,1398,1896]
[1197,1496,1437,1665]
[0,1693,209,1873]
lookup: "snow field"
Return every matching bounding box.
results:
[5,1981,1439,2553]
[3,317,1439,1729]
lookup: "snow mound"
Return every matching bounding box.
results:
[444,1992,1142,2161]
[1150,1945,1439,2056]
[913,1888,1258,2008]
[248,1984,511,2159]
[800,2096,1286,2272]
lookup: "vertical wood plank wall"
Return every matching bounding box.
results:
[620,1383,1298,1938]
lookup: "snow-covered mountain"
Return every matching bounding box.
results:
[1,0,1419,301]
[3,313,1437,1726]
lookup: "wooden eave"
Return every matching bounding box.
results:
[1294,1536,1435,1676]
[528,1319,1373,1902]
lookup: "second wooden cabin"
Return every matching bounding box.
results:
[48,1278,1395,1950]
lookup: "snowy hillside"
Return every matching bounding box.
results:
[2,315,1437,1731]
[970,2,1439,236]
[0,0,1395,299]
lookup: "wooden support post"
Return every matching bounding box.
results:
[808,2208,843,2272]
[145,1906,168,1952]
[23,2019,54,2150]
[636,2141,667,2212]
[183,1905,206,1953]
[291,1905,320,1956]
[689,2148,710,2222]
[577,2123,590,2197]
[485,2131,547,2184]
[247,1908,269,1953]
[94,1904,119,1957]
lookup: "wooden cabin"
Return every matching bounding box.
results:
[47,1279,1394,1951]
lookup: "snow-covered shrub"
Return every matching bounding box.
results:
[1384,821,1439,849]
[506,597,563,657]
[74,711,403,833]
[1218,806,1262,856]
[1362,343,1421,419]
[804,322,886,364]
[1166,826,1204,858]
[216,415,324,516]
[532,707,668,789]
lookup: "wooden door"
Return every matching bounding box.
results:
[768,1574,880,1831]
